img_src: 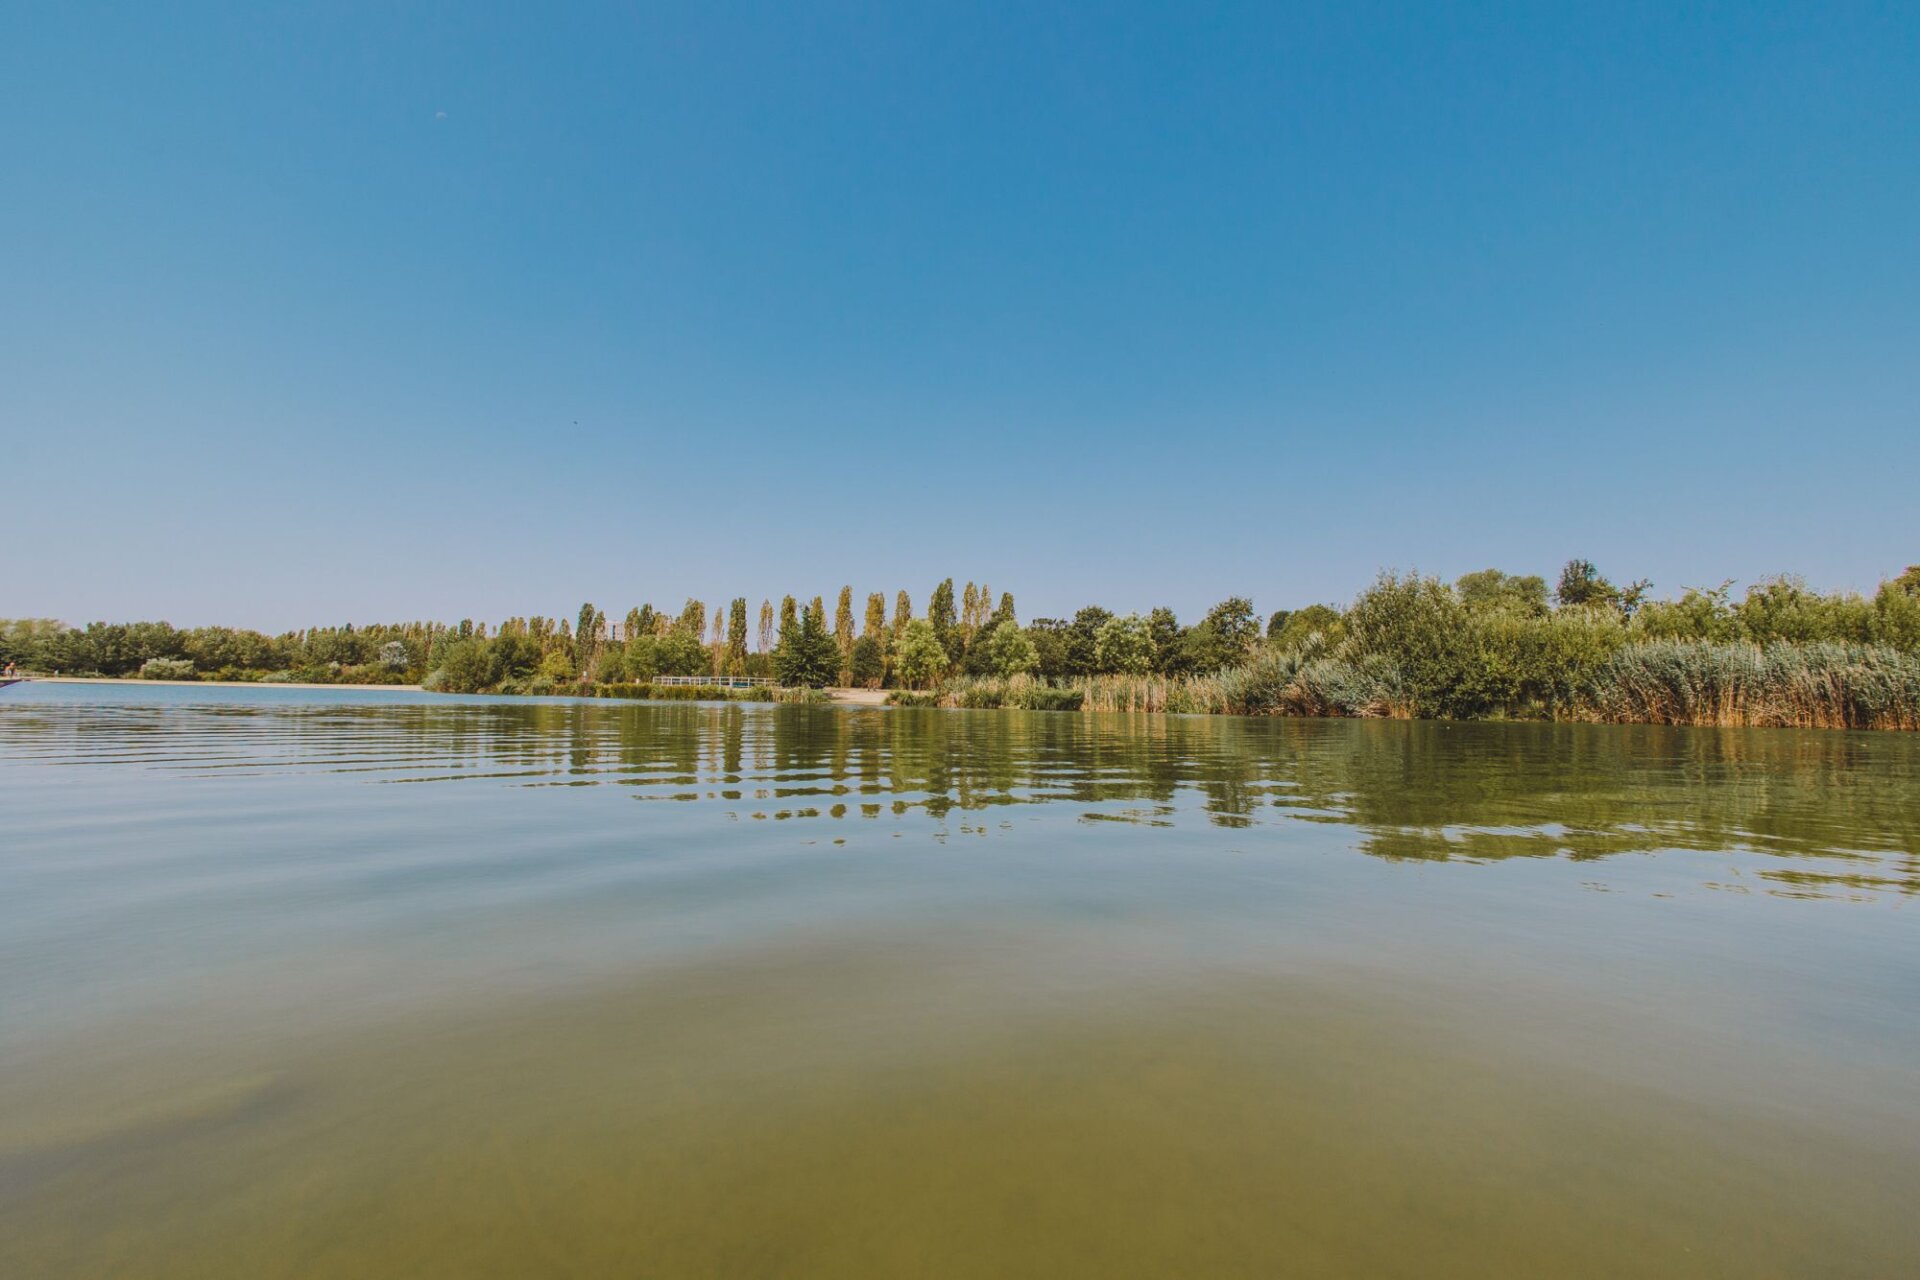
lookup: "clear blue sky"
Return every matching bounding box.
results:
[4,2,1916,630]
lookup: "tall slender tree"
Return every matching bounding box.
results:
[929,578,958,670]
[758,600,775,654]
[961,582,980,649]
[892,590,912,639]
[727,598,749,674]
[834,586,855,670]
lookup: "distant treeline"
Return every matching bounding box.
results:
[6,562,1920,729]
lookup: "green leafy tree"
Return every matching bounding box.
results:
[928,579,958,665]
[1094,614,1154,674]
[834,586,856,677]
[982,623,1038,677]
[1026,619,1070,680]
[656,630,708,676]
[774,599,841,687]
[1271,604,1345,651]
[573,603,603,679]
[849,634,886,687]
[727,598,749,674]
[1063,606,1112,677]
[1147,607,1186,674]
[430,639,497,693]
[1456,570,1549,617]
[1203,597,1259,655]
[892,618,948,690]
[1555,560,1616,609]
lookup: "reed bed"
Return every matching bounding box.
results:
[1574,641,1920,730]
[935,640,1920,731]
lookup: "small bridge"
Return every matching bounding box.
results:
[648,675,779,689]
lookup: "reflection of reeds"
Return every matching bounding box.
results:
[936,640,1920,730]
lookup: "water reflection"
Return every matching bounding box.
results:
[4,694,1915,899]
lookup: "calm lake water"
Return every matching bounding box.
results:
[2,683,1917,1278]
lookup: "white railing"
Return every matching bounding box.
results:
[646,674,779,688]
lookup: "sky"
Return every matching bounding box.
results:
[3,2,1916,630]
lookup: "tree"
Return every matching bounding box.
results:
[431,639,496,693]
[1457,570,1549,617]
[1201,597,1259,656]
[849,634,885,687]
[774,600,840,687]
[727,598,749,674]
[574,602,603,678]
[757,600,775,654]
[1266,610,1292,640]
[892,590,913,640]
[677,599,706,638]
[864,592,888,639]
[779,595,798,640]
[982,622,1038,676]
[1271,604,1345,651]
[892,618,948,690]
[1063,606,1112,677]
[928,578,958,666]
[1026,619,1070,679]
[1555,560,1616,609]
[378,640,410,670]
[1148,607,1185,674]
[656,630,708,676]
[834,586,856,676]
[1095,614,1154,674]
[1894,566,1920,599]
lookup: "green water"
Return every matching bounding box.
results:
[2,684,1917,1277]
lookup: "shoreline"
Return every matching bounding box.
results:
[25,676,425,693]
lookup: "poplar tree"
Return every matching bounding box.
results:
[892,590,912,638]
[779,595,798,640]
[758,600,775,654]
[961,583,980,647]
[929,578,958,669]
[573,602,602,678]
[864,592,887,640]
[834,586,855,664]
[727,598,749,674]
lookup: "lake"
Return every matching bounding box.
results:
[2,683,1917,1277]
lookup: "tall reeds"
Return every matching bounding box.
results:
[936,640,1920,730]
[1575,641,1920,730]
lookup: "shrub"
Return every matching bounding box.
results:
[139,657,196,681]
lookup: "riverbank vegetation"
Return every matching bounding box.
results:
[6,562,1918,729]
